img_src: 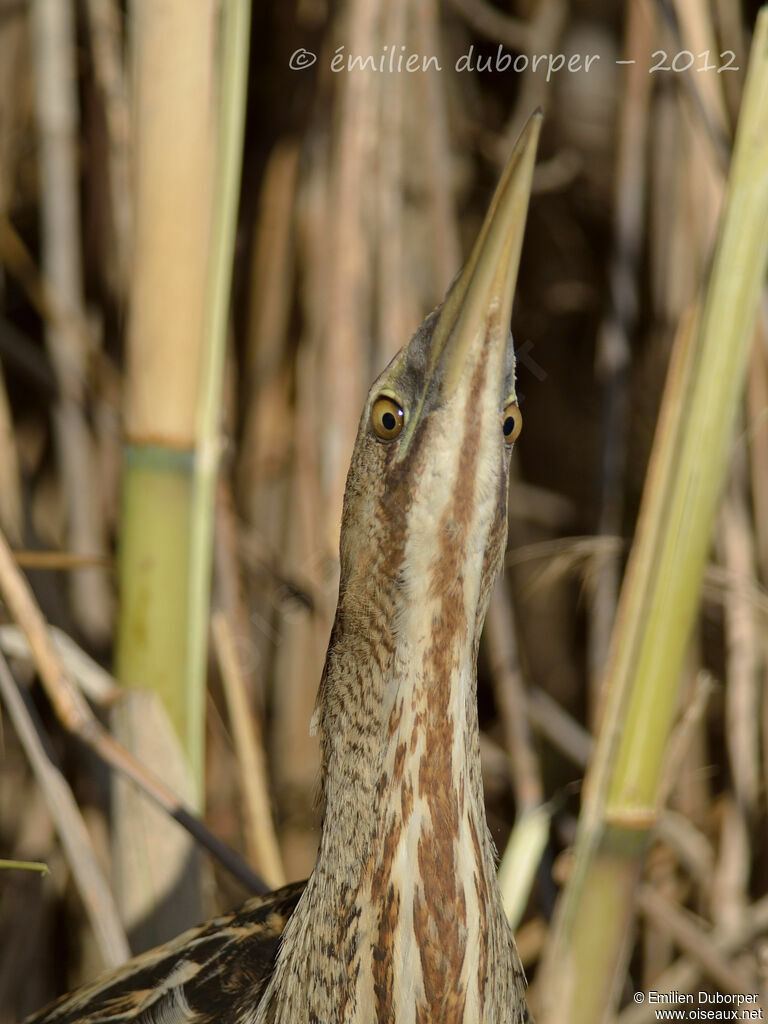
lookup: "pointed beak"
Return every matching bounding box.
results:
[397,112,540,457]
[434,111,541,396]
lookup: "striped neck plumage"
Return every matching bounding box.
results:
[255,111,540,1024]
[258,526,525,1024]
[257,323,525,1024]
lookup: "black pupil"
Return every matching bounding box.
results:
[503,415,515,437]
[382,410,397,431]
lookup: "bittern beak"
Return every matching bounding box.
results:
[397,111,541,455]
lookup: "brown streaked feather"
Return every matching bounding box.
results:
[24,882,305,1024]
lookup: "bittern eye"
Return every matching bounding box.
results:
[502,403,522,445]
[371,395,405,440]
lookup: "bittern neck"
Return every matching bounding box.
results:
[257,594,526,1024]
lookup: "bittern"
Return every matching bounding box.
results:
[24,112,541,1024]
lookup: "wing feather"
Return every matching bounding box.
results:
[24,882,306,1024]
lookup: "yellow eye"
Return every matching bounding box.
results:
[371,395,405,440]
[502,402,522,445]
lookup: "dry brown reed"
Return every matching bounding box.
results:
[1,0,767,1020]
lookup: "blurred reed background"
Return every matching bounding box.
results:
[1,0,767,1021]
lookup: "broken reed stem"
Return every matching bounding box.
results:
[0,522,267,894]
[0,651,130,967]
[538,11,768,1021]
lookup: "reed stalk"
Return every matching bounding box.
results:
[188,0,252,804]
[113,0,250,943]
[116,0,216,798]
[117,0,249,792]
[537,11,768,1021]
[31,0,112,642]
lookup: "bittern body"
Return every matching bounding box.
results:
[25,113,541,1024]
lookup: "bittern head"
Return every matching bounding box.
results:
[338,114,538,631]
[316,114,540,768]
